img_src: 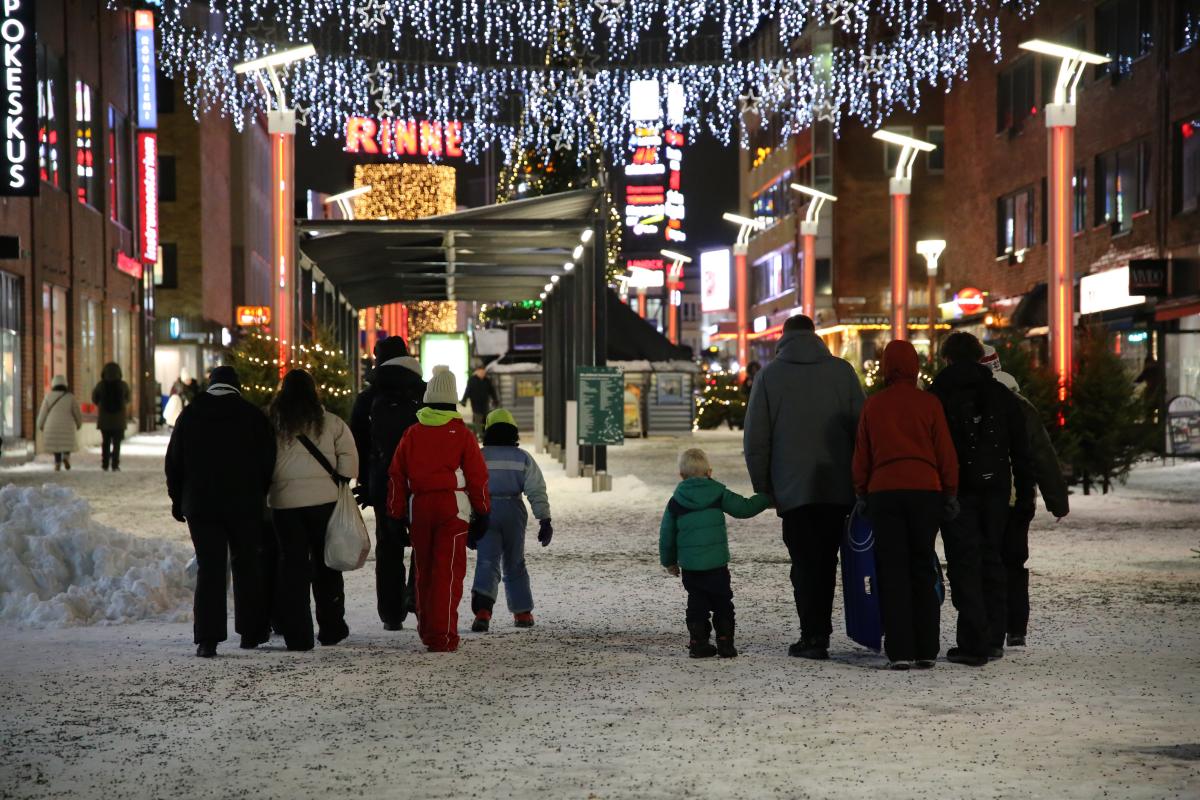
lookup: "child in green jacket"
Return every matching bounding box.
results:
[660,448,770,659]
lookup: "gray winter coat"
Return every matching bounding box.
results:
[37,384,82,453]
[743,330,865,512]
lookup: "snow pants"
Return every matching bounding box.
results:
[868,490,943,663]
[470,498,533,614]
[781,503,851,644]
[410,490,470,652]
[681,566,734,640]
[1003,505,1035,638]
[272,503,347,651]
[187,517,267,645]
[941,491,1009,656]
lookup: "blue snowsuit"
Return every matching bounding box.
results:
[472,445,550,614]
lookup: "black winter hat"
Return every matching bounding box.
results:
[374,336,408,363]
[208,365,241,389]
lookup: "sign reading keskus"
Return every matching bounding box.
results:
[134,11,157,129]
[1,0,37,196]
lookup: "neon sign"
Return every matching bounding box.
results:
[344,117,464,159]
[115,251,143,279]
[623,80,685,242]
[137,132,158,263]
[236,305,272,326]
[1,0,36,196]
[134,11,157,129]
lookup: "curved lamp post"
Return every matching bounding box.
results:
[661,249,692,345]
[722,212,764,371]
[790,183,837,319]
[916,239,946,354]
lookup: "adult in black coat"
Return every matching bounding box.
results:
[165,366,276,657]
[931,333,1034,667]
[461,366,499,428]
[349,336,426,630]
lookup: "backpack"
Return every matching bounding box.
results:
[369,384,420,469]
[944,384,1009,491]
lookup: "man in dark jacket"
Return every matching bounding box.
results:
[165,365,276,657]
[931,333,1034,666]
[462,365,499,429]
[349,336,426,630]
[92,362,131,471]
[743,314,865,659]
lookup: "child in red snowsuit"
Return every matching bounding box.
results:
[388,369,490,652]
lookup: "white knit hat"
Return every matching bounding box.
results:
[980,344,1001,372]
[423,367,459,404]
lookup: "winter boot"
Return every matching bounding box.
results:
[914,659,937,669]
[63,456,71,471]
[54,461,61,472]
[788,636,829,660]
[687,621,717,658]
[471,610,492,633]
[240,631,269,649]
[196,642,217,658]
[1007,633,1026,647]
[514,612,535,628]
[714,616,737,659]
[888,660,913,671]
[946,647,988,667]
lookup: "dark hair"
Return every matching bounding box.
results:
[941,331,985,365]
[483,422,519,446]
[783,314,815,333]
[269,369,324,442]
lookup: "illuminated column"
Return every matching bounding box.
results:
[364,306,377,360]
[661,249,692,346]
[734,243,749,368]
[637,288,647,319]
[790,184,836,320]
[916,239,946,353]
[1019,40,1109,400]
[270,113,295,370]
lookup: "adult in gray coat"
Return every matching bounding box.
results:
[743,314,865,659]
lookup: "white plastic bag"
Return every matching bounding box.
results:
[324,482,370,571]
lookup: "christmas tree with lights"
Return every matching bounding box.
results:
[695,369,746,430]
[226,327,355,419]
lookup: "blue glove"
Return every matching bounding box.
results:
[943,494,961,521]
[467,512,490,550]
[538,518,553,547]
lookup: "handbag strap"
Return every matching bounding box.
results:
[41,392,66,427]
[297,433,342,484]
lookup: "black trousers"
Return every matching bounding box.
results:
[187,518,267,645]
[101,430,122,468]
[782,503,850,643]
[681,566,734,637]
[374,506,410,627]
[1003,505,1035,637]
[868,491,943,662]
[941,491,1009,655]
[272,503,346,650]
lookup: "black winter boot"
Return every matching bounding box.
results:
[687,621,717,658]
[788,636,829,660]
[714,616,737,659]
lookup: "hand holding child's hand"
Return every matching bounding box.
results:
[666,564,680,577]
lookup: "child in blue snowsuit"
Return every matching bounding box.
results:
[470,409,553,632]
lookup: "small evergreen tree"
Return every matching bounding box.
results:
[292,327,355,421]
[225,328,281,410]
[226,326,354,420]
[695,370,746,429]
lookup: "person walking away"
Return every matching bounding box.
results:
[852,341,959,670]
[268,369,358,651]
[660,448,770,658]
[165,366,276,657]
[984,364,1070,647]
[743,314,865,659]
[462,364,499,430]
[931,333,1034,666]
[37,375,83,471]
[349,336,425,631]
[92,362,130,471]
[469,409,553,632]
[388,368,491,652]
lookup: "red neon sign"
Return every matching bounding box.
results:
[136,132,158,264]
[115,251,143,279]
[345,116,464,158]
[956,287,985,315]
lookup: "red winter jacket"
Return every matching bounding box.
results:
[387,410,491,520]
[852,340,959,496]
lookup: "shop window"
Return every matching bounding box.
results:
[882,126,913,173]
[926,126,944,173]
[155,243,178,289]
[80,300,101,407]
[42,284,68,392]
[1179,0,1200,51]
[996,187,1035,256]
[1095,0,1154,81]
[111,307,133,380]
[816,258,832,297]
[996,56,1035,135]
[1174,117,1200,214]
[36,46,66,190]
[107,107,132,227]
[158,155,176,202]
[74,80,100,208]
[0,273,21,439]
[1095,139,1151,232]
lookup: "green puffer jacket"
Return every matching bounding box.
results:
[659,477,770,571]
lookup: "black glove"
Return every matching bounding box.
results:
[538,518,554,547]
[943,494,961,521]
[1013,497,1036,520]
[171,503,185,523]
[352,482,371,509]
[391,516,411,548]
[467,512,490,550]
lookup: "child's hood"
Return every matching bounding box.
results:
[672,477,726,510]
[416,407,462,427]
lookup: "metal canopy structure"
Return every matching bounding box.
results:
[297,189,601,306]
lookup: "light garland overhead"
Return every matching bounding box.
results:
[149,1,1037,163]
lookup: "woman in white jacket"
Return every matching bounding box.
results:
[37,375,83,471]
[268,369,358,651]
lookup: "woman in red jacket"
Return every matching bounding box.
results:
[852,340,959,669]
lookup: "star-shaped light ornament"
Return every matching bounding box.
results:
[365,63,392,96]
[293,105,311,128]
[738,90,762,120]
[550,128,572,152]
[593,0,625,27]
[824,0,855,28]
[812,100,838,124]
[573,69,597,103]
[356,0,390,30]
[859,45,886,78]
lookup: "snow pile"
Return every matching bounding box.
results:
[0,484,194,627]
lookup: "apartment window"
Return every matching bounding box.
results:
[754,250,795,302]
[1073,167,1088,232]
[750,172,794,230]
[36,46,66,189]
[882,126,914,173]
[1095,0,1154,80]
[158,155,176,202]
[996,56,1035,135]
[997,187,1035,256]
[156,75,175,114]
[1179,0,1200,51]
[1041,22,1086,106]
[1175,118,1200,214]
[1095,140,1151,232]
[816,258,832,296]
[0,272,21,438]
[74,80,99,208]
[155,243,178,289]
[926,126,944,172]
[107,107,132,227]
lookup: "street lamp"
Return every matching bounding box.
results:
[872,129,937,342]
[235,43,316,372]
[916,239,946,354]
[661,249,692,345]
[722,212,764,371]
[1019,38,1109,402]
[790,183,837,319]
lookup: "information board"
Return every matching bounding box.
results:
[1166,395,1200,455]
[577,366,624,446]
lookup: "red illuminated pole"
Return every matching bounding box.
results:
[1047,112,1075,401]
[364,306,377,361]
[637,288,646,319]
[889,187,910,342]
[734,242,749,369]
[800,221,817,319]
[269,115,295,375]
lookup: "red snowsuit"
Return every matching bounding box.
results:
[388,411,490,651]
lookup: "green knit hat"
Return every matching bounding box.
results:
[485,408,517,430]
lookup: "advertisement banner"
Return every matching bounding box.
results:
[1,0,37,196]
[700,249,731,312]
[134,11,158,129]
[137,132,159,263]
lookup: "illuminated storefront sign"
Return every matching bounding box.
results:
[623,80,685,243]
[627,258,665,289]
[115,251,143,279]
[1080,266,1145,315]
[344,116,464,159]
[700,249,731,312]
[236,305,272,326]
[955,287,985,315]
[134,11,157,129]
[137,132,158,263]
[1,0,37,196]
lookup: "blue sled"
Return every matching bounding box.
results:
[841,509,883,652]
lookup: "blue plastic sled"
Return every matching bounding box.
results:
[841,509,883,652]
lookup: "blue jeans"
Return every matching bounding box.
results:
[471,499,533,614]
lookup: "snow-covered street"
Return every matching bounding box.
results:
[1,431,1198,799]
